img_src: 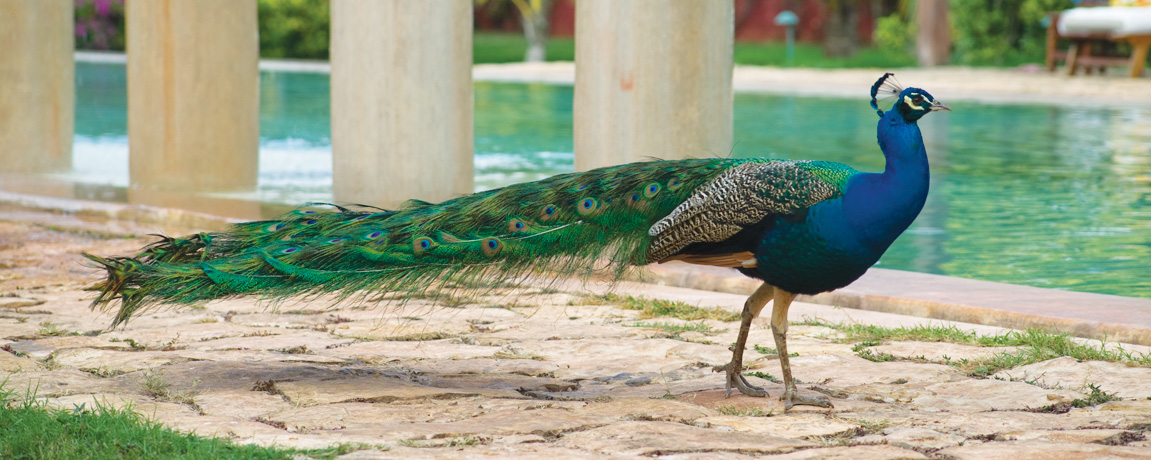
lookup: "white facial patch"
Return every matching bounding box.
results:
[904,94,926,111]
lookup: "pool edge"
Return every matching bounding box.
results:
[638,262,1151,347]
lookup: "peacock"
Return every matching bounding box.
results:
[87,73,948,410]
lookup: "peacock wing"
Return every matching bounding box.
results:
[87,158,761,325]
[645,160,846,265]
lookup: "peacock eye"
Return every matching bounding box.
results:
[911,94,924,105]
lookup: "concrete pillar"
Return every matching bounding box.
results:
[0,0,73,174]
[574,0,733,171]
[330,0,473,208]
[126,0,259,193]
[916,0,951,66]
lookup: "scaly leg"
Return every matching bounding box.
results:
[771,288,833,410]
[713,283,774,397]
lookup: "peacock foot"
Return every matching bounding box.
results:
[713,362,768,398]
[781,388,833,410]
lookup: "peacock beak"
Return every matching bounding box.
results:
[930,100,951,112]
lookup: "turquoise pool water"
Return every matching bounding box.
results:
[72,62,1151,298]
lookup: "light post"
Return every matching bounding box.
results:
[774,10,798,66]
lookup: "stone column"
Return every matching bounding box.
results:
[126,0,259,193]
[330,0,474,208]
[916,0,951,66]
[0,0,74,174]
[574,0,733,171]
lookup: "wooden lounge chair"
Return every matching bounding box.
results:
[1046,6,1151,77]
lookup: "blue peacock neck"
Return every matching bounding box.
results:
[842,110,930,254]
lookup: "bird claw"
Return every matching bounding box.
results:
[781,389,833,410]
[716,362,768,398]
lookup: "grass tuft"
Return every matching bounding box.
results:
[627,321,717,335]
[1032,383,1121,413]
[36,322,77,337]
[742,371,781,383]
[578,293,739,322]
[493,345,546,361]
[753,344,798,357]
[802,318,1151,376]
[716,405,774,417]
[140,369,199,405]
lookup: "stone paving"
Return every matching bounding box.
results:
[2,215,1151,459]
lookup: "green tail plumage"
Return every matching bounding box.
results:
[88,158,761,326]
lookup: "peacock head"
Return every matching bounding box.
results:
[869,73,950,123]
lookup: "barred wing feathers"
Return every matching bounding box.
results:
[647,160,855,267]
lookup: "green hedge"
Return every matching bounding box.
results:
[258,0,330,60]
[950,0,1073,66]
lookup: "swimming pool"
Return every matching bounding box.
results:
[71,62,1151,299]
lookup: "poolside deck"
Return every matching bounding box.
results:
[473,61,1151,108]
[1,193,1149,458]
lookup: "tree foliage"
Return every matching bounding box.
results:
[873,12,915,54]
[75,0,126,51]
[257,0,330,60]
[950,0,1073,65]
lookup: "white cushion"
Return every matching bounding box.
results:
[1058,7,1151,36]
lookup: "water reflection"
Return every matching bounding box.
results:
[69,62,1151,298]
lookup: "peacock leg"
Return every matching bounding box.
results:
[770,288,833,410]
[715,283,774,397]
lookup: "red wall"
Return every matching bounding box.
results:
[733,0,875,43]
[477,0,875,44]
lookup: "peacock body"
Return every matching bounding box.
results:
[88,73,948,409]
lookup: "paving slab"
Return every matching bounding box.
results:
[993,356,1151,400]
[274,375,527,406]
[0,349,39,371]
[936,439,1151,460]
[5,335,134,360]
[696,413,858,439]
[193,389,293,419]
[557,420,813,456]
[767,445,928,460]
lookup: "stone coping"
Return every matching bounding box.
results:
[640,263,1151,347]
[4,189,1148,347]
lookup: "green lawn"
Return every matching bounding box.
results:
[0,388,383,460]
[474,32,575,64]
[474,32,916,68]
[733,41,916,68]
